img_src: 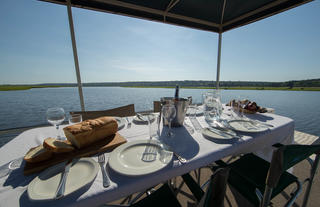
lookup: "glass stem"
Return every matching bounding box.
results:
[169,121,172,136]
[147,117,151,139]
[56,124,61,139]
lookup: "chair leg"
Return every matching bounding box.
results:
[302,154,320,207]
[284,181,302,207]
[261,186,273,207]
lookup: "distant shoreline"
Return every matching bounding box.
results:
[1,85,320,91]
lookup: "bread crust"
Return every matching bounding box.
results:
[43,137,75,153]
[24,145,53,163]
[63,116,118,149]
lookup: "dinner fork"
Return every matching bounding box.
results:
[98,154,111,188]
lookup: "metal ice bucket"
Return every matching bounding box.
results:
[160,97,191,127]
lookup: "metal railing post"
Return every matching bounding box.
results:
[216,33,222,89]
[66,0,85,111]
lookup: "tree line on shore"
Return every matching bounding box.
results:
[1,78,320,89]
[37,78,320,88]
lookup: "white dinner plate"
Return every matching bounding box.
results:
[201,127,236,139]
[109,140,173,176]
[228,120,269,133]
[27,158,99,201]
[115,117,125,130]
[133,114,156,124]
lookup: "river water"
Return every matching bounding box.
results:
[0,87,319,147]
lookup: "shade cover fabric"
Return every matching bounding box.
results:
[39,0,313,33]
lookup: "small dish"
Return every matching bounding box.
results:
[27,158,98,201]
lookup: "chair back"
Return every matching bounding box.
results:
[153,101,161,112]
[267,144,320,188]
[198,168,230,207]
[70,104,135,120]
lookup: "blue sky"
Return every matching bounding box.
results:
[0,0,319,84]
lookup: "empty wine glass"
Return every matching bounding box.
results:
[46,107,65,140]
[68,114,82,125]
[162,103,176,137]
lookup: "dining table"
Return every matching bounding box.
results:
[0,106,294,207]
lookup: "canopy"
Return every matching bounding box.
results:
[40,0,312,33]
[38,0,313,111]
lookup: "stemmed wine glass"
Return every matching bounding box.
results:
[46,107,65,140]
[162,103,176,137]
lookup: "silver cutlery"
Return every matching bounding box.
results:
[172,150,187,164]
[98,154,111,188]
[136,113,148,121]
[249,120,274,128]
[55,160,72,199]
[125,117,131,128]
[189,117,202,132]
[158,142,187,164]
[207,127,239,138]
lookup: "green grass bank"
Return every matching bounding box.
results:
[1,85,320,91]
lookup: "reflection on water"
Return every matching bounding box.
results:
[0,87,319,147]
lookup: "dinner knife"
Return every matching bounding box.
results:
[136,113,147,121]
[207,127,238,138]
[55,160,72,199]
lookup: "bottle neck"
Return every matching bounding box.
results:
[174,85,179,100]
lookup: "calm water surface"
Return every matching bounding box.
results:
[0,87,319,147]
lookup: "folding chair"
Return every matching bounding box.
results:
[293,130,320,207]
[215,143,320,207]
[182,167,230,207]
[103,167,229,207]
[70,104,135,120]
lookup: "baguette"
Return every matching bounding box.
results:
[63,116,118,149]
[43,137,75,153]
[24,144,53,163]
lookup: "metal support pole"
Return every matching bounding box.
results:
[302,154,320,207]
[66,0,85,111]
[216,33,222,89]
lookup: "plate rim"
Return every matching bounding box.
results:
[27,157,99,201]
[201,127,235,139]
[109,139,173,176]
[227,119,268,133]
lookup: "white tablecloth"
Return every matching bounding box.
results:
[0,110,294,207]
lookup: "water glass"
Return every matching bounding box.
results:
[162,103,176,137]
[46,107,65,140]
[69,114,82,125]
[203,90,222,123]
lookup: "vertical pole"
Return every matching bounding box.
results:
[66,0,85,111]
[216,33,222,89]
[302,154,320,207]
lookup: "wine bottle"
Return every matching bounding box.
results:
[174,85,179,100]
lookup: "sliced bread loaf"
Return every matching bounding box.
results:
[43,137,75,153]
[24,144,53,163]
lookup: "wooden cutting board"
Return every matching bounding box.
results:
[24,133,126,175]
